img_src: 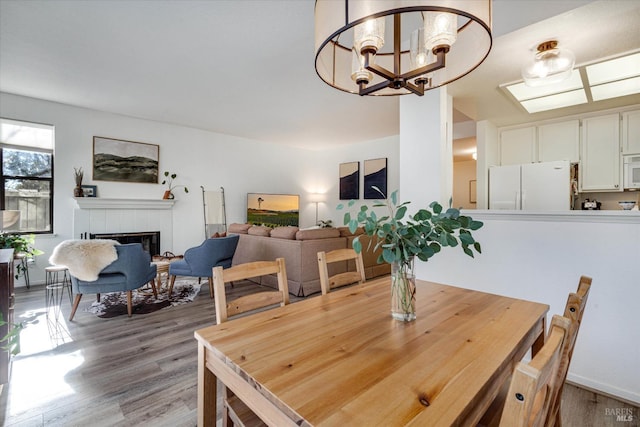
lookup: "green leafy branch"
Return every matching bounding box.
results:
[337,187,483,271]
[161,171,189,194]
[0,311,23,356]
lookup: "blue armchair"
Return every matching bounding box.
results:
[68,243,157,320]
[168,235,239,298]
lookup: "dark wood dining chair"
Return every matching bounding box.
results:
[317,248,366,295]
[212,257,290,427]
[498,314,571,427]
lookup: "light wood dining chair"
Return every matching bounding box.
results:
[545,275,592,427]
[317,248,366,295]
[498,314,571,427]
[212,257,290,427]
[480,275,593,427]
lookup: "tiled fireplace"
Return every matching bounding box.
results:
[73,198,174,254]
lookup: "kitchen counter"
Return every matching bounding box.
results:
[464,209,640,224]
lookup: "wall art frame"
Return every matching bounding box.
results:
[246,193,299,227]
[81,185,97,197]
[363,158,388,199]
[93,136,159,183]
[339,161,360,200]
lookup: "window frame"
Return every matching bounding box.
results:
[1,118,55,235]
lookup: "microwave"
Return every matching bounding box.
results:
[623,155,640,189]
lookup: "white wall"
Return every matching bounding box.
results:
[398,89,640,403]
[421,214,640,404]
[0,92,399,285]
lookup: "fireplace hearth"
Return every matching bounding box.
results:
[90,231,160,256]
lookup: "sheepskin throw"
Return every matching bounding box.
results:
[49,239,120,282]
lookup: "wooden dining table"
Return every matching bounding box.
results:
[194,276,548,427]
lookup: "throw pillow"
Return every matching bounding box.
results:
[248,225,272,237]
[338,226,364,237]
[295,228,341,240]
[211,232,227,238]
[228,223,252,234]
[270,226,299,240]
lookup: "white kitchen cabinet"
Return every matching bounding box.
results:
[538,120,580,163]
[622,110,640,154]
[580,114,621,192]
[500,126,536,165]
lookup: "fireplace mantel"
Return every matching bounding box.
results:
[73,197,175,210]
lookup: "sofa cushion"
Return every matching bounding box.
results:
[248,225,272,237]
[338,226,364,237]
[228,223,252,234]
[270,226,299,240]
[295,228,341,240]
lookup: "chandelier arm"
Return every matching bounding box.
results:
[404,81,425,96]
[363,52,396,81]
[359,80,393,96]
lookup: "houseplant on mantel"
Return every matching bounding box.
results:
[338,188,484,321]
[161,171,189,200]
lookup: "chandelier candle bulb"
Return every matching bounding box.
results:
[354,17,385,54]
[424,12,457,52]
[351,48,372,84]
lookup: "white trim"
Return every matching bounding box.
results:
[73,198,175,210]
[567,373,640,406]
[463,209,640,224]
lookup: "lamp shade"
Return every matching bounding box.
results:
[309,193,326,203]
[315,0,492,96]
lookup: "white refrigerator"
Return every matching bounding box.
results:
[489,161,571,211]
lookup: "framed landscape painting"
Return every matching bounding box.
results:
[339,161,359,200]
[247,193,299,227]
[93,136,159,183]
[363,158,387,199]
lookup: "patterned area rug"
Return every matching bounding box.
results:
[85,278,202,318]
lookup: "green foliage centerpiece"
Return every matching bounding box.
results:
[338,188,484,321]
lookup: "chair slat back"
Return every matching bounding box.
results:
[499,315,571,427]
[213,258,289,324]
[545,275,592,427]
[318,248,366,295]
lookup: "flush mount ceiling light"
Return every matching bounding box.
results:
[521,40,575,87]
[314,0,492,96]
[503,50,640,114]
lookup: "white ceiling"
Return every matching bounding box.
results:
[1,0,639,150]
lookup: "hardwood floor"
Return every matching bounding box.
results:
[1,283,637,426]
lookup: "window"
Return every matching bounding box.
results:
[1,118,54,234]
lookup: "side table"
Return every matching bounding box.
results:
[45,265,72,340]
[152,261,170,293]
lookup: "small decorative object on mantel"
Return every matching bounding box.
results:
[161,171,189,200]
[338,187,483,322]
[73,167,84,197]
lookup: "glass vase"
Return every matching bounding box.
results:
[390,259,416,322]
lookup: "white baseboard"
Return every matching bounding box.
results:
[567,372,640,406]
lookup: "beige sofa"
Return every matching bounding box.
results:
[229,224,389,296]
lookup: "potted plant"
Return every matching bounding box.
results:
[73,167,84,197]
[338,187,483,321]
[161,171,189,199]
[0,232,44,279]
